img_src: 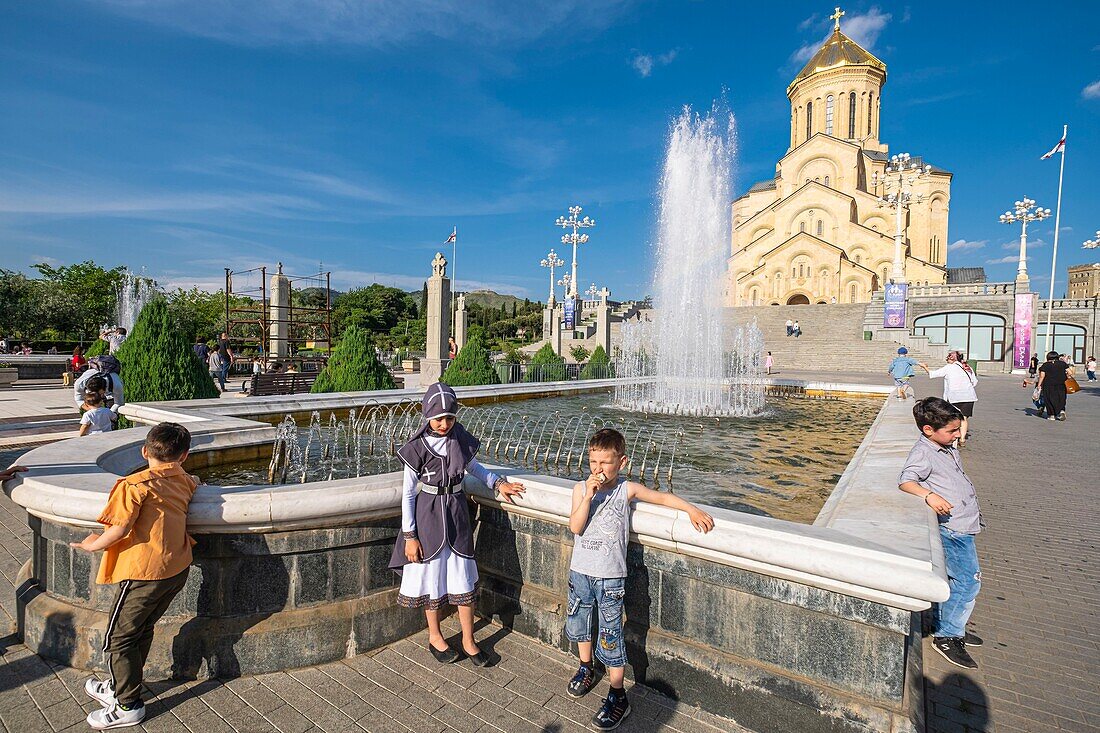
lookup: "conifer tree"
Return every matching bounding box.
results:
[580,345,613,380]
[525,343,566,382]
[311,325,396,393]
[114,297,220,402]
[441,327,499,386]
[84,337,108,358]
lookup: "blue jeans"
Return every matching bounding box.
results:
[935,526,981,638]
[565,570,627,668]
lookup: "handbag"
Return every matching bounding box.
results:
[1065,376,1081,394]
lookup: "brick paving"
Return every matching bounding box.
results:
[1,373,1097,732]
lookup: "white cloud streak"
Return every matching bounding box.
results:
[791,7,892,64]
[631,49,678,77]
[948,239,986,252]
[986,255,1026,264]
[1082,80,1100,99]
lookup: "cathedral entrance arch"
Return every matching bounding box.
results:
[786,294,811,305]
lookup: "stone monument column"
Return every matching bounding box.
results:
[269,263,290,358]
[550,304,564,356]
[542,306,553,341]
[454,294,468,350]
[422,252,451,385]
[595,287,612,356]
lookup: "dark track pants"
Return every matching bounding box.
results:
[103,568,189,706]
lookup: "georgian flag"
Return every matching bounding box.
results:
[445,228,456,244]
[1040,132,1065,160]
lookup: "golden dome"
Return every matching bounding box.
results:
[787,28,886,96]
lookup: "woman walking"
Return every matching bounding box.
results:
[1036,351,1072,421]
[923,350,978,446]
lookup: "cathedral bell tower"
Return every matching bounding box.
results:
[786,7,887,153]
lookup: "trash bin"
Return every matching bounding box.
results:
[863,331,873,341]
[967,359,978,374]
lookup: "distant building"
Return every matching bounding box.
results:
[727,17,950,306]
[946,267,987,285]
[1067,263,1100,299]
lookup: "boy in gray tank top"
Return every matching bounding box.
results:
[565,428,714,730]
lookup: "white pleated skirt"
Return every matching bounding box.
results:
[397,545,479,609]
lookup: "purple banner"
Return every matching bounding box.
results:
[563,297,576,330]
[1013,293,1035,370]
[882,282,908,329]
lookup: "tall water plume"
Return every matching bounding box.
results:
[115,269,157,333]
[614,105,765,417]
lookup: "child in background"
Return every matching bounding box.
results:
[71,423,200,729]
[888,347,920,400]
[1086,356,1097,382]
[565,428,714,730]
[898,397,984,669]
[79,390,114,436]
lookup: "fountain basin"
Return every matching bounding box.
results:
[5,378,941,732]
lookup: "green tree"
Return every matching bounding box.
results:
[580,345,613,380]
[570,345,591,363]
[32,261,126,338]
[333,284,416,335]
[114,297,220,402]
[0,270,39,338]
[525,343,566,382]
[441,328,499,386]
[311,326,396,393]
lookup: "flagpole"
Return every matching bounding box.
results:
[1043,124,1067,353]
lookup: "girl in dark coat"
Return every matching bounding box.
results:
[389,382,525,665]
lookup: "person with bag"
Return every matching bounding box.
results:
[921,350,978,447]
[1036,350,1074,421]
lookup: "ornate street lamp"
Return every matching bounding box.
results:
[872,153,931,284]
[999,197,1051,282]
[540,249,565,307]
[1082,230,1100,249]
[585,283,598,301]
[555,205,594,300]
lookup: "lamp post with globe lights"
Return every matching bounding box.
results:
[999,197,1051,284]
[555,205,594,301]
[872,153,931,285]
[540,249,564,307]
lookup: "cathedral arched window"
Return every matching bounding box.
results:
[825,95,834,135]
[806,101,813,139]
[824,175,830,186]
[800,221,806,233]
[867,93,874,135]
[816,220,823,236]
[799,263,805,278]
[849,283,859,302]
[882,266,889,285]
[848,92,856,138]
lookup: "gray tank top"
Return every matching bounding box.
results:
[569,478,630,579]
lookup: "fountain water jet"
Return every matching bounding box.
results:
[114,269,157,333]
[614,105,765,417]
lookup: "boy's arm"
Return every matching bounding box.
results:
[569,479,598,535]
[79,423,90,436]
[629,483,715,533]
[898,480,952,515]
[70,522,133,553]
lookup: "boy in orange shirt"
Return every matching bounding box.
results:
[70,422,200,730]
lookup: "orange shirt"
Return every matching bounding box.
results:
[95,463,198,585]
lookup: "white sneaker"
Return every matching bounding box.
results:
[87,702,145,730]
[85,678,117,707]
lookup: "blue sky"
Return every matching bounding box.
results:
[1,1,1097,299]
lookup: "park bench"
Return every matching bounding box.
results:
[248,372,318,396]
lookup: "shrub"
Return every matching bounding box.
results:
[84,338,108,358]
[311,325,396,393]
[580,344,613,380]
[525,343,566,382]
[442,329,499,386]
[114,297,220,403]
[570,345,591,363]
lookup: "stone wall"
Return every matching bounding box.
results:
[472,505,921,733]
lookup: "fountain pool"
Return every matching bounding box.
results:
[200,393,878,524]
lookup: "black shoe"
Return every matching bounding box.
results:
[1057,411,1067,421]
[466,649,491,667]
[931,637,977,669]
[963,632,984,647]
[428,643,459,664]
[567,665,595,698]
[591,690,630,730]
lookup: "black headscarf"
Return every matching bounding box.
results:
[397,382,480,486]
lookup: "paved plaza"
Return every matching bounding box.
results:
[0,374,1097,732]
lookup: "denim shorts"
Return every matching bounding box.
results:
[565,570,627,668]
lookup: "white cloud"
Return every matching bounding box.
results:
[1082,80,1100,99]
[986,255,1026,264]
[90,0,632,47]
[1002,237,1045,250]
[791,7,892,64]
[631,49,678,77]
[948,238,986,252]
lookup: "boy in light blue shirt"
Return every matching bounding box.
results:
[888,347,921,400]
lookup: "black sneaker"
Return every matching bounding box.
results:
[1057,411,1067,421]
[567,665,595,698]
[931,637,977,669]
[592,690,630,730]
[963,631,984,647]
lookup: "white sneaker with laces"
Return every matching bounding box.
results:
[87,702,145,730]
[85,677,117,707]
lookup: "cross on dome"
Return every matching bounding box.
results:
[830,6,845,31]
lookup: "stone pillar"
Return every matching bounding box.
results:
[550,305,564,356]
[422,253,451,384]
[269,263,290,358]
[595,287,612,356]
[542,307,553,341]
[455,294,468,350]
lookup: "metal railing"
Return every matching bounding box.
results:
[493,362,615,384]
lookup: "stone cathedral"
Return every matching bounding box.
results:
[726,12,951,306]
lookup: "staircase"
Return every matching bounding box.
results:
[726,303,938,373]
